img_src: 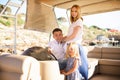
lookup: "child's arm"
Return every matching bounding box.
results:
[62,59,79,75]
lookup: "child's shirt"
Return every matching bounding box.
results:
[65,57,82,80]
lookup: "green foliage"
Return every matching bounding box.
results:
[0,18,11,26]
[0,13,25,27]
[17,14,25,25]
[56,20,112,41]
[17,18,24,26]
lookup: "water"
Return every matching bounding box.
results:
[95,42,120,48]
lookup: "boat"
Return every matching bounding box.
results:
[0,0,120,80]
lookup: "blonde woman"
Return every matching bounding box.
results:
[63,4,83,45]
[63,4,88,80]
[61,42,83,80]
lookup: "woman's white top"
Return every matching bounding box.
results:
[63,19,83,52]
[67,18,83,44]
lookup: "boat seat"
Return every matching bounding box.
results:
[90,74,120,80]
[88,58,99,79]
[39,60,65,80]
[0,54,41,80]
[99,59,120,75]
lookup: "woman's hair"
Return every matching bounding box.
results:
[70,4,82,23]
[66,42,80,58]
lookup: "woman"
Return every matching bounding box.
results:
[63,4,83,45]
[63,4,88,80]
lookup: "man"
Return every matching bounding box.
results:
[48,28,66,70]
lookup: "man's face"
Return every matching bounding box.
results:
[53,31,63,42]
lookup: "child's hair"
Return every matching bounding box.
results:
[52,28,62,34]
[66,42,80,59]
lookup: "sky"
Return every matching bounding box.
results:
[83,11,120,31]
[1,0,120,31]
[0,0,26,14]
[55,7,120,31]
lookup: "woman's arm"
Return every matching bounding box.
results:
[63,26,81,42]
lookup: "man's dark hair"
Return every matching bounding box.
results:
[52,28,62,34]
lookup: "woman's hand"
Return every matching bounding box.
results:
[62,36,67,43]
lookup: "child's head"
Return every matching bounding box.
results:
[66,42,80,58]
[52,28,63,42]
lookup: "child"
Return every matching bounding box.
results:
[60,42,83,80]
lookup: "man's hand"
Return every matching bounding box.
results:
[47,47,52,54]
